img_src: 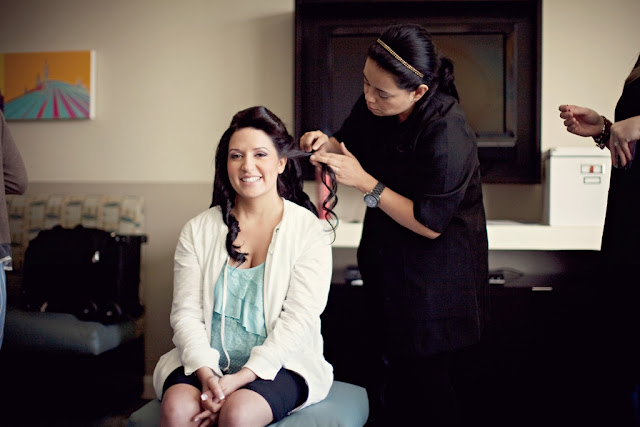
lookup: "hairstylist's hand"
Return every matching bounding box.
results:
[310,142,377,193]
[300,131,330,168]
[300,130,329,152]
[609,116,640,168]
[300,131,342,166]
[559,104,603,138]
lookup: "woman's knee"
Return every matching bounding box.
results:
[219,389,273,427]
[160,384,202,426]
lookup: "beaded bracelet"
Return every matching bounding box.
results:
[593,116,612,149]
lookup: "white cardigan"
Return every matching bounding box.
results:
[153,200,334,410]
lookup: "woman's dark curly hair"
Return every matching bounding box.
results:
[210,106,338,265]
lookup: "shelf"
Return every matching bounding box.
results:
[330,221,603,251]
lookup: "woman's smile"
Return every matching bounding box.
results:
[240,176,261,183]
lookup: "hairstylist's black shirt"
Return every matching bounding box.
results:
[333,92,489,356]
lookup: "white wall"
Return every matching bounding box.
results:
[1,0,295,183]
[541,0,640,151]
[0,0,296,397]
[1,0,639,396]
[476,0,640,222]
[3,0,639,184]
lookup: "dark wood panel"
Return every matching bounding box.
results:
[295,0,542,183]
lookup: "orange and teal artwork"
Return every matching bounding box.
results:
[0,50,95,120]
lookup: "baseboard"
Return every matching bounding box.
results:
[142,374,155,400]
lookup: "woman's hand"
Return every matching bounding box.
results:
[310,142,376,193]
[609,116,640,168]
[558,104,603,138]
[194,395,224,426]
[193,368,226,425]
[195,368,259,425]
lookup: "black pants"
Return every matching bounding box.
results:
[366,349,476,427]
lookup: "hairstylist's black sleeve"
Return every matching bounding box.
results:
[412,101,478,233]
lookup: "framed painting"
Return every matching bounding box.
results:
[0,50,95,120]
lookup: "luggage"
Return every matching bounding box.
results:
[20,225,146,323]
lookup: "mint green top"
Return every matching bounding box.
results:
[210,262,267,374]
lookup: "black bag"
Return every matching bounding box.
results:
[20,225,146,323]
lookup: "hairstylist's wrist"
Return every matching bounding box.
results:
[358,174,379,195]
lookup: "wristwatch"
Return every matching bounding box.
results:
[363,181,386,208]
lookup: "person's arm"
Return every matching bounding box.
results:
[196,366,261,423]
[341,143,441,238]
[195,365,260,423]
[1,111,27,195]
[611,115,640,143]
[558,104,604,138]
[376,183,441,239]
[170,218,223,377]
[609,115,640,167]
[311,142,441,239]
[559,105,640,167]
[199,366,257,406]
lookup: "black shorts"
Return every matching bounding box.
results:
[162,366,309,422]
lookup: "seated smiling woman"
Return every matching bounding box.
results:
[153,106,337,427]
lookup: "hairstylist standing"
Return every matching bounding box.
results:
[301,24,488,426]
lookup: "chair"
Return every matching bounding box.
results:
[127,380,369,427]
[1,193,147,421]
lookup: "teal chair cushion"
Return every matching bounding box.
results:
[127,380,369,427]
[4,307,142,355]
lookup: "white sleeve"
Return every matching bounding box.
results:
[170,220,222,376]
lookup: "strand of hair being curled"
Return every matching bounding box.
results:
[311,161,339,242]
[210,106,338,265]
[320,164,339,229]
[281,151,339,241]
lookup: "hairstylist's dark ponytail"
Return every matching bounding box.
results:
[369,24,460,107]
[437,56,459,101]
